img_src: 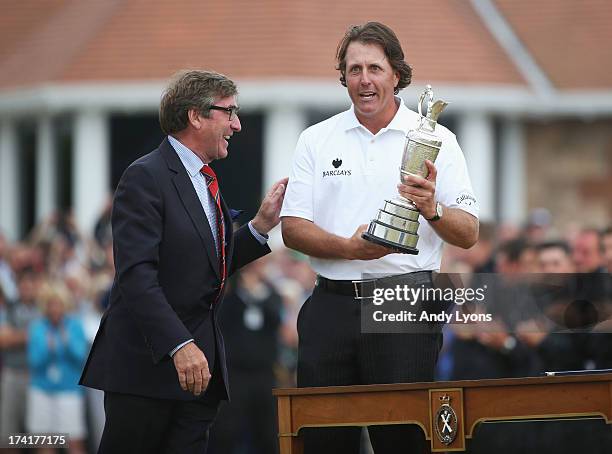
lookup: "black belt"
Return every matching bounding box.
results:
[316,271,433,299]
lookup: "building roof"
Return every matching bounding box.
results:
[495,0,612,89]
[1,0,526,90]
[1,0,610,92]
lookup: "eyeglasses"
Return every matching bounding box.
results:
[208,105,239,121]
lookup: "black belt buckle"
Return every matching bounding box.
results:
[351,279,377,300]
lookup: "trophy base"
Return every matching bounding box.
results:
[361,232,419,255]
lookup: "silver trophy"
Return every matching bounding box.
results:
[362,85,448,254]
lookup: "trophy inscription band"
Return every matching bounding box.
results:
[362,84,448,254]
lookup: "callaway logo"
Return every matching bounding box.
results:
[456,194,477,206]
[323,158,351,178]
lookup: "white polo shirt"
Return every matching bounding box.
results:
[280,98,479,280]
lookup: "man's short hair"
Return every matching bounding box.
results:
[536,240,571,256]
[497,237,530,263]
[159,70,237,135]
[336,22,412,95]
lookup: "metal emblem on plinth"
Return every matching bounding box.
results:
[362,84,448,254]
[434,394,458,445]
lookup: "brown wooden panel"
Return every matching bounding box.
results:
[463,381,612,437]
[291,390,429,435]
[278,396,304,454]
[278,396,293,435]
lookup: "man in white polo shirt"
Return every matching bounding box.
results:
[280,22,479,454]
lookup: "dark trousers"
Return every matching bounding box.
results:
[98,392,219,454]
[209,369,278,454]
[297,281,443,454]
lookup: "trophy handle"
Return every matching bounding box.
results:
[418,84,434,118]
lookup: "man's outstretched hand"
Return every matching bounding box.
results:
[251,177,289,235]
[173,342,211,396]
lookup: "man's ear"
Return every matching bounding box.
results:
[187,109,202,129]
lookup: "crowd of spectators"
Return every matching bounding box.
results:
[438,214,612,454]
[0,206,610,453]
[440,216,612,384]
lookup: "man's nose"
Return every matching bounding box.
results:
[231,115,241,132]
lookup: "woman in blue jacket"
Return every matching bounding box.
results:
[27,281,87,454]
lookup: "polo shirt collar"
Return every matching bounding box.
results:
[167,135,207,177]
[342,97,418,136]
[342,106,362,131]
[387,98,419,135]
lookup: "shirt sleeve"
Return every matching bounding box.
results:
[169,339,194,357]
[248,220,269,245]
[435,133,480,219]
[280,131,315,222]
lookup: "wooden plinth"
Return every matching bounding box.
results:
[274,373,612,453]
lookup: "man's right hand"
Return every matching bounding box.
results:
[345,224,395,260]
[172,342,211,396]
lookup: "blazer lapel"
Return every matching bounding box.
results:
[160,140,221,280]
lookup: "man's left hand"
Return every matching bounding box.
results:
[251,177,289,235]
[397,160,437,219]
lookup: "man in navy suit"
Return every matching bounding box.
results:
[80,70,287,454]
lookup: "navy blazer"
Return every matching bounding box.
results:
[80,138,270,401]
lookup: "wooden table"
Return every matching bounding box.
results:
[274,373,612,453]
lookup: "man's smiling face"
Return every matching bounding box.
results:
[197,95,241,163]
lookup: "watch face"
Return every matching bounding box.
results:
[436,203,443,217]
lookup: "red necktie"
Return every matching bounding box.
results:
[200,165,226,292]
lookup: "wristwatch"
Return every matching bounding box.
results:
[425,202,443,222]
